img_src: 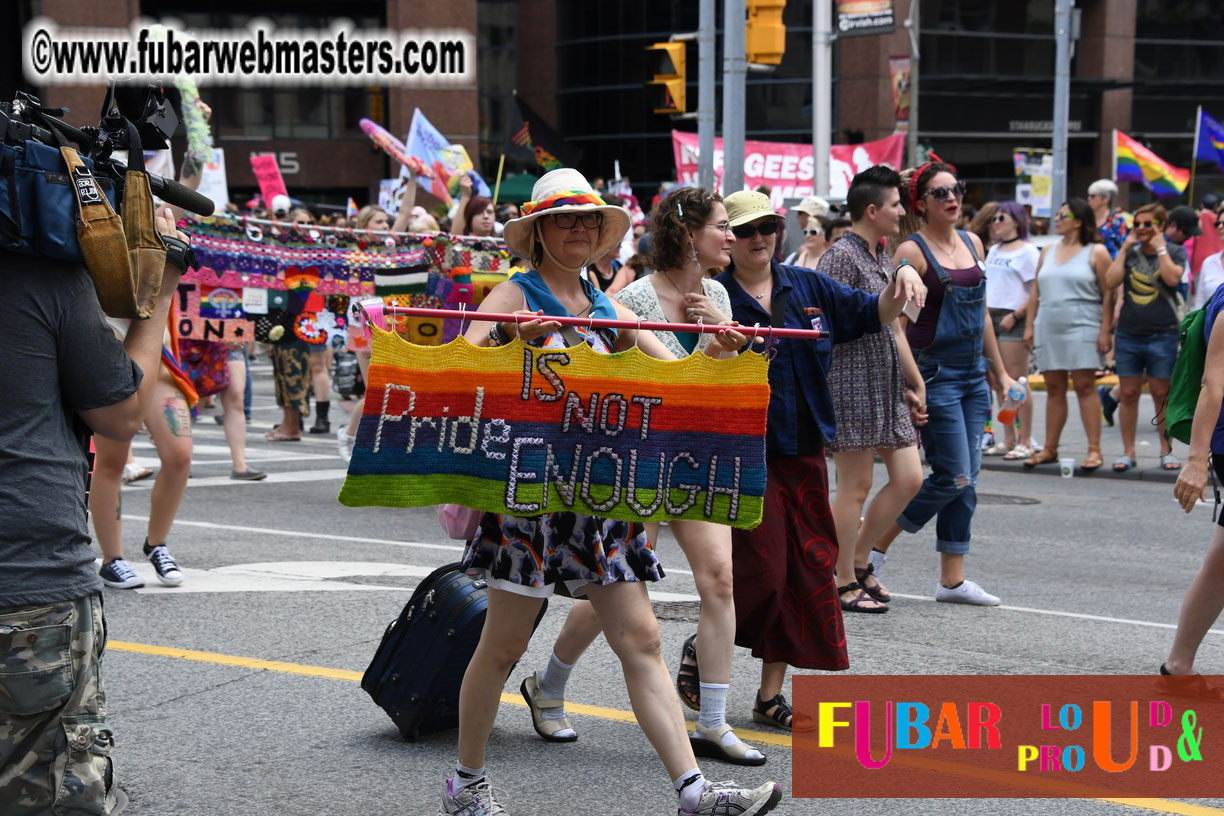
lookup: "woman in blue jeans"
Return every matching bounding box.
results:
[870,161,1017,606]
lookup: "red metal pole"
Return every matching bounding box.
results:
[376,305,828,340]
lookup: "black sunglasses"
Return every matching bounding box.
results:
[731,220,779,239]
[552,212,604,229]
[924,181,967,202]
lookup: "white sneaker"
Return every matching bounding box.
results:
[439,778,508,816]
[935,579,999,606]
[337,425,354,463]
[980,431,995,452]
[681,780,782,816]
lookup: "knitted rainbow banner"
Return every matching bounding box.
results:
[338,327,770,528]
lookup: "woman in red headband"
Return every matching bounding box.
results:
[868,160,1018,608]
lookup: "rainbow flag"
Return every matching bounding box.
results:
[1115,130,1189,198]
[1194,108,1224,173]
[338,328,770,528]
[346,197,359,218]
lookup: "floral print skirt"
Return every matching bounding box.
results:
[462,511,664,598]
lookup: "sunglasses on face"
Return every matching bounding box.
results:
[923,181,966,202]
[731,220,779,239]
[992,214,1009,223]
[1056,212,1078,221]
[803,228,822,236]
[1134,220,1158,228]
[552,212,604,230]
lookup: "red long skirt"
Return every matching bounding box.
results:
[731,452,849,671]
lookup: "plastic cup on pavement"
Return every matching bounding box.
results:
[1059,457,1075,478]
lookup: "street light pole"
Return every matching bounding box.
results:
[722,0,746,194]
[812,0,832,198]
[1051,0,1073,210]
[904,0,921,166]
[698,0,716,191]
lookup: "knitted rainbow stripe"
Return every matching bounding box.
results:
[338,327,770,529]
[520,191,606,216]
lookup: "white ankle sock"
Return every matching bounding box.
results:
[536,651,574,720]
[869,548,887,577]
[450,762,485,794]
[674,768,707,812]
[696,682,728,731]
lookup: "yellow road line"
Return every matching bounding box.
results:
[108,640,1224,814]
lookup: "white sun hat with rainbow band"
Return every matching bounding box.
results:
[502,168,630,266]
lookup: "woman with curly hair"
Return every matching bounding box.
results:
[521,187,768,767]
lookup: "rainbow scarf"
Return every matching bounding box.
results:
[520,191,606,217]
[338,327,770,528]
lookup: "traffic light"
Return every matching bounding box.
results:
[746,0,787,65]
[646,42,686,115]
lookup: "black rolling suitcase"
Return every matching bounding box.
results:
[361,562,546,741]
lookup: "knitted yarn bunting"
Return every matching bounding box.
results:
[180,214,513,345]
[338,327,771,529]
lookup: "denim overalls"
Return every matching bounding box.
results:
[896,230,991,555]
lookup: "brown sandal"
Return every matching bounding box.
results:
[1022,448,1058,469]
[676,633,700,711]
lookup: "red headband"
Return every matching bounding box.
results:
[907,152,957,210]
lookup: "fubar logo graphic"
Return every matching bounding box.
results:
[793,676,1219,798]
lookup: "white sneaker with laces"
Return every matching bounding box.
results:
[935,579,999,606]
[680,780,782,816]
[439,778,508,816]
[337,425,355,463]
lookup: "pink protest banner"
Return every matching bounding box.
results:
[671,131,905,201]
[250,154,288,206]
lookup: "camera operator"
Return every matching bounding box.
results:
[0,207,190,814]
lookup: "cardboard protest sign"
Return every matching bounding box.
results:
[339,328,770,529]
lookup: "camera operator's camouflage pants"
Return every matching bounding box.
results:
[0,594,116,815]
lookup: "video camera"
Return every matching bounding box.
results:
[0,83,215,219]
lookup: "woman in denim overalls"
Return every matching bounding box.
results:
[869,163,1019,607]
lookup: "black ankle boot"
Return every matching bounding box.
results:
[309,402,330,434]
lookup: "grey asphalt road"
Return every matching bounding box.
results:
[95,361,1223,816]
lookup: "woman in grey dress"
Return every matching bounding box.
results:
[1021,198,1114,471]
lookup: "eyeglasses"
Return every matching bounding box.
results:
[803,228,823,236]
[923,181,966,202]
[731,220,779,239]
[992,214,1009,223]
[704,221,732,235]
[552,212,604,230]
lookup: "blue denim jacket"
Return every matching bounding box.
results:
[717,261,882,457]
